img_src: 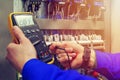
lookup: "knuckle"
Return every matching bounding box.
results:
[63,43,68,47]
[24,38,31,43]
[7,43,12,50]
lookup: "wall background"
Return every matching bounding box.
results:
[111,0,120,53]
[0,0,16,80]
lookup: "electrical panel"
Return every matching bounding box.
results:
[14,0,111,80]
[42,29,105,51]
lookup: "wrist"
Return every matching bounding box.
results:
[80,48,96,69]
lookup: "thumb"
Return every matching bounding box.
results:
[13,26,26,44]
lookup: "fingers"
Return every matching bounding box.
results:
[65,48,73,53]
[54,47,73,56]
[56,53,76,62]
[49,42,74,54]
[13,26,26,44]
[49,42,63,50]
[49,42,65,54]
[57,55,72,62]
[57,55,73,69]
[6,42,18,60]
[7,42,18,51]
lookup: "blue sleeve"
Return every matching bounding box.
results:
[95,50,120,79]
[22,59,97,80]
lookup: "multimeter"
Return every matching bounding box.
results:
[8,12,54,64]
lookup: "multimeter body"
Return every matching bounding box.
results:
[8,12,54,63]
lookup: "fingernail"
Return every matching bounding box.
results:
[72,53,77,57]
[69,57,72,60]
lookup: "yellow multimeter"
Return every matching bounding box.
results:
[8,12,54,64]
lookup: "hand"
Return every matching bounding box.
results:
[49,41,96,69]
[49,41,85,69]
[6,26,37,73]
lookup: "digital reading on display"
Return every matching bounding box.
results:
[14,15,35,27]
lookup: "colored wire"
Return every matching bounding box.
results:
[55,46,72,69]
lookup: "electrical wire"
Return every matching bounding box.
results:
[55,46,72,69]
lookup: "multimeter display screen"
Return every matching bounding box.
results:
[14,15,35,27]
